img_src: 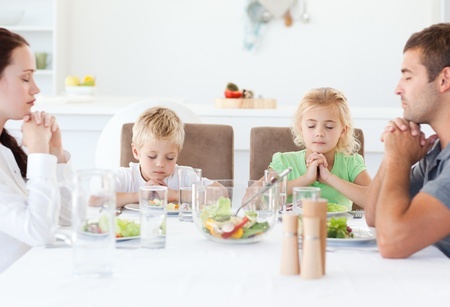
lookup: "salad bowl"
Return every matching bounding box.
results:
[192,180,279,244]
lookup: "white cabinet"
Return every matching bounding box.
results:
[0,0,57,95]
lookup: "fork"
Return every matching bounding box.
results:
[115,206,125,217]
[353,209,364,219]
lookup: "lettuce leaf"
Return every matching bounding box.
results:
[327,203,348,212]
[200,197,233,222]
[115,218,140,237]
[327,217,353,238]
[242,221,270,239]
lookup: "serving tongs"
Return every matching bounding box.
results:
[235,167,293,216]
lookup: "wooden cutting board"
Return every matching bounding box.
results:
[215,98,277,109]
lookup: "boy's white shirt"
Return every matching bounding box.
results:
[114,162,213,193]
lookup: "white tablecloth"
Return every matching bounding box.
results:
[0,212,449,307]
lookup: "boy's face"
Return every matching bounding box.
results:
[132,138,179,182]
[300,105,345,154]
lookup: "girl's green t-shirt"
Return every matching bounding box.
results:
[269,150,366,209]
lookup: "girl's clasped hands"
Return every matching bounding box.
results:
[305,152,332,183]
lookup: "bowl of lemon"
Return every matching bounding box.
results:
[65,75,96,96]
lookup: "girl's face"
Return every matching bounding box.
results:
[300,105,346,154]
[132,138,179,182]
[0,45,40,125]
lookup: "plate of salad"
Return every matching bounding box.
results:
[298,217,375,245]
[125,203,180,215]
[194,197,276,244]
[326,217,376,245]
[116,217,140,241]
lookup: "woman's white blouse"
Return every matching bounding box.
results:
[0,145,71,273]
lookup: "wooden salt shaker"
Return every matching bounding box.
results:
[302,198,327,275]
[280,213,300,275]
[301,216,323,279]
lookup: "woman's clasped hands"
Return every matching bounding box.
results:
[21,111,66,162]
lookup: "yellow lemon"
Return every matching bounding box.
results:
[64,75,80,86]
[81,75,95,86]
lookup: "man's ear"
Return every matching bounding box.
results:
[131,143,140,160]
[439,67,450,92]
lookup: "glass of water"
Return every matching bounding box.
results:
[72,169,116,278]
[264,169,288,213]
[178,168,202,222]
[292,187,321,214]
[139,186,167,249]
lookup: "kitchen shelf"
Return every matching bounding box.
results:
[0,0,57,95]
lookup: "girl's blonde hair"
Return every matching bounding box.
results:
[291,87,360,155]
[132,106,185,151]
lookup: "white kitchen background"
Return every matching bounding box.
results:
[2,0,445,105]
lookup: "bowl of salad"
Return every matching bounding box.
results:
[192,180,279,244]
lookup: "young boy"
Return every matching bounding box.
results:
[114,106,213,207]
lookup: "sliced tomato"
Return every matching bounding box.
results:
[221,216,249,239]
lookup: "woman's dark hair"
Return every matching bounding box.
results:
[0,28,30,178]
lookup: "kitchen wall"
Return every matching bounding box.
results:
[59,0,442,107]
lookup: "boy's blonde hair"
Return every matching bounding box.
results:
[291,87,360,155]
[132,106,185,151]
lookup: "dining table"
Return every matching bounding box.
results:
[0,210,448,307]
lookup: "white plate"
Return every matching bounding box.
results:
[124,203,179,215]
[327,209,351,217]
[294,207,350,217]
[298,227,376,246]
[327,227,376,245]
[117,236,139,241]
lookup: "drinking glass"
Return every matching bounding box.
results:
[140,186,167,249]
[292,187,321,213]
[178,168,202,222]
[72,169,116,278]
[264,169,287,213]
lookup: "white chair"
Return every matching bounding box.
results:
[95,100,201,170]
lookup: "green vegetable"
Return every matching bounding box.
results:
[327,203,348,212]
[98,214,110,233]
[242,222,270,239]
[226,82,239,91]
[200,197,232,222]
[327,217,353,238]
[115,218,140,237]
[243,210,257,228]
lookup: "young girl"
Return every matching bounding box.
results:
[269,87,371,209]
[0,28,71,272]
[115,106,217,207]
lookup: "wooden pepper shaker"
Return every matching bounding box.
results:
[280,213,300,275]
[302,198,327,276]
[301,216,323,279]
